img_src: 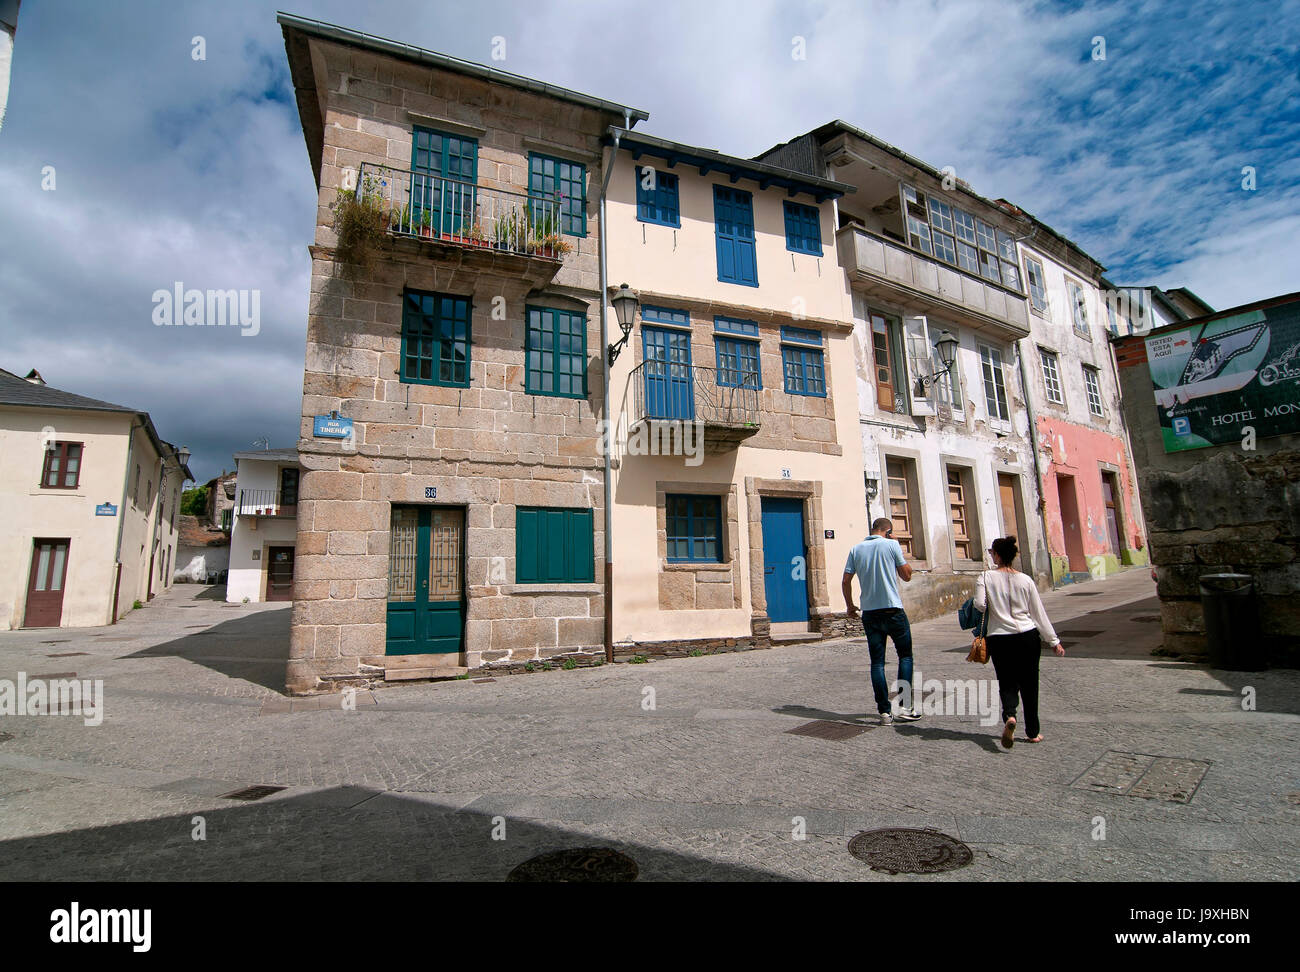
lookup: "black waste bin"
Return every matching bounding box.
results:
[1199,573,1265,670]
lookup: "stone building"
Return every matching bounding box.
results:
[603,129,866,652]
[1113,291,1300,666]
[278,14,647,691]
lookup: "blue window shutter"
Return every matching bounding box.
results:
[714,187,758,286]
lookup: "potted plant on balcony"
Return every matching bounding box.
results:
[331,185,389,274]
[466,222,491,248]
[417,209,436,239]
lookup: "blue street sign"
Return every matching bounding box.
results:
[95,503,118,516]
[313,414,354,439]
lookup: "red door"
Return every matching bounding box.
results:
[25,539,70,627]
[266,546,295,602]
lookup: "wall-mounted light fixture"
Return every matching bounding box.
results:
[914,329,959,396]
[607,283,640,365]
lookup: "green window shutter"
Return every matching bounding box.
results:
[516,508,540,583]
[569,508,595,582]
[514,507,595,583]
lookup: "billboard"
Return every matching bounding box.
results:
[1146,298,1300,452]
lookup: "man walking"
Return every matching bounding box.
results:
[843,517,918,725]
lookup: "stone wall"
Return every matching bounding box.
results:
[1115,335,1300,666]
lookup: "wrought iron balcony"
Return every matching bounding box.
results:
[629,362,760,453]
[355,162,571,261]
[236,489,297,518]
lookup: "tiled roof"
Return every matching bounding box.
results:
[177,515,229,548]
[0,367,135,413]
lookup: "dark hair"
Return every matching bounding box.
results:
[871,517,894,535]
[991,535,1018,566]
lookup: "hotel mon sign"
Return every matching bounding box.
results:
[1146,297,1300,452]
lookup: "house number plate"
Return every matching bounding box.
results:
[425,487,437,499]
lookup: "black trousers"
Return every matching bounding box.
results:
[987,629,1042,738]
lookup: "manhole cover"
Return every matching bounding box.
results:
[1072,751,1210,803]
[1057,630,1102,638]
[786,720,868,740]
[221,785,286,801]
[507,847,638,882]
[848,828,973,875]
[47,652,88,658]
[0,732,13,743]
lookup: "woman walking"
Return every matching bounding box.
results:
[974,536,1064,749]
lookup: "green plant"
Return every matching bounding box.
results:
[592,657,604,666]
[132,599,143,610]
[629,654,648,664]
[540,661,553,671]
[688,649,705,657]
[562,658,577,670]
[455,672,470,679]
[332,184,389,273]
[523,662,535,673]
[180,485,208,516]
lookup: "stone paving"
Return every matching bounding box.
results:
[0,570,1296,881]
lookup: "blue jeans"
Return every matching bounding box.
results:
[862,608,913,713]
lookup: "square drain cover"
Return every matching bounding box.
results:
[786,720,868,741]
[221,785,286,801]
[1072,751,1210,803]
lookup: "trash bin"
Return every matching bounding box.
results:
[1199,573,1265,670]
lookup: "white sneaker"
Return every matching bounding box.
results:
[895,707,922,722]
[878,712,894,726]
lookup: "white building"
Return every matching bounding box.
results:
[0,367,190,628]
[227,448,300,603]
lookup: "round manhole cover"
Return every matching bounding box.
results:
[847,828,973,874]
[507,847,638,882]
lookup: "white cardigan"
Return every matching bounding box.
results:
[973,570,1060,646]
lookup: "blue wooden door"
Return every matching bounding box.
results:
[386,506,464,655]
[761,497,809,623]
[642,326,694,420]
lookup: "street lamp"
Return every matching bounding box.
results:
[915,329,960,394]
[607,283,640,365]
[176,446,191,469]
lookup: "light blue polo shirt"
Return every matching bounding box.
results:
[844,536,906,611]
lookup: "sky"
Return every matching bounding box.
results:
[0,0,1296,483]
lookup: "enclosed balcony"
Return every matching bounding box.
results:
[355,162,570,280]
[837,224,1030,341]
[236,489,297,519]
[629,362,760,454]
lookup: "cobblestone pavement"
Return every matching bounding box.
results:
[0,571,1296,881]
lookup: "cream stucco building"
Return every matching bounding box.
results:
[227,448,301,603]
[0,367,191,629]
[604,130,867,648]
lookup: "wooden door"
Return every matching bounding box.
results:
[266,546,295,601]
[25,539,70,627]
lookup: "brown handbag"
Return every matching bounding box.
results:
[966,572,989,664]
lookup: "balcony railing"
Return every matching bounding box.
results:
[836,224,1030,339]
[356,162,570,260]
[236,489,297,518]
[629,362,760,452]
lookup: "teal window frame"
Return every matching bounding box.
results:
[666,494,723,563]
[780,326,826,397]
[528,152,587,237]
[515,507,595,583]
[526,306,588,399]
[400,289,472,388]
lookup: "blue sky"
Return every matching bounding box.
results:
[1,0,1296,482]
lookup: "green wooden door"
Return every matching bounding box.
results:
[386,506,464,655]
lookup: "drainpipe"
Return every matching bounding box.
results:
[599,112,629,663]
[1015,342,1054,586]
[111,419,142,623]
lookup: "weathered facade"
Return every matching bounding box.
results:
[279,14,647,691]
[1114,292,1300,666]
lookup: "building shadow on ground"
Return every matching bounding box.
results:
[891,723,1003,754]
[124,608,291,694]
[0,787,791,882]
[773,703,877,723]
